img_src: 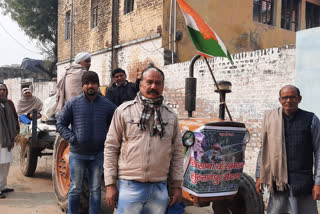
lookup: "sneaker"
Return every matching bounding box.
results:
[2,188,14,193]
[0,192,5,199]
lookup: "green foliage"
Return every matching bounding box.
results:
[0,0,58,76]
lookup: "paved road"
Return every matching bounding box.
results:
[0,146,213,213]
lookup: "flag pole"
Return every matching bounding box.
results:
[204,57,233,121]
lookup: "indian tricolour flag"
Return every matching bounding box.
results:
[177,0,233,63]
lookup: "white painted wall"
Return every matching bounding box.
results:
[296,27,320,117]
[163,45,296,177]
[57,38,164,87]
[4,78,56,108]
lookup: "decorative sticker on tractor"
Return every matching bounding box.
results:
[183,126,246,197]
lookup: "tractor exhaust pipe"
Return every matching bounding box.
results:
[214,81,232,120]
[185,54,201,117]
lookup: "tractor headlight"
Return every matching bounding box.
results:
[182,131,195,147]
[244,129,250,144]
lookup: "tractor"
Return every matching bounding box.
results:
[50,54,264,213]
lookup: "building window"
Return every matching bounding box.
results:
[281,0,299,31]
[91,0,98,28]
[306,2,320,29]
[253,0,274,25]
[124,0,134,14]
[65,11,71,40]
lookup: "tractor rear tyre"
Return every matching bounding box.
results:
[52,135,74,212]
[20,142,38,177]
[212,172,264,214]
[52,135,112,214]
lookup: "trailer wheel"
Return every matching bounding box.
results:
[212,173,264,214]
[52,135,112,214]
[20,142,38,177]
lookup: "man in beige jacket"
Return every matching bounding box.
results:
[104,65,184,214]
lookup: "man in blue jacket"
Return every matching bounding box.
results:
[57,71,116,214]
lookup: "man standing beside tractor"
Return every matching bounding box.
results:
[256,85,320,214]
[57,71,116,214]
[104,65,184,214]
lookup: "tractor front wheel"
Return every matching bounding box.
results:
[212,173,264,214]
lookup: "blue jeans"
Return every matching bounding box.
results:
[68,152,103,214]
[116,179,169,214]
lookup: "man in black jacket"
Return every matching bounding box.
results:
[105,68,140,106]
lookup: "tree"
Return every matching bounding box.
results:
[0,0,58,77]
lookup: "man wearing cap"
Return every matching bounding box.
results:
[17,88,43,120]
[57,71,116,214]
[56,52,91,111]
[105,68,141,106]
[0,83,19,199]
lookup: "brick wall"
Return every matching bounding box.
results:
[162,45,296,177]
[58,0,112,62]
[118,0,163,44]
[73,0,112,53]
[117,38,164,82]
[57,0,162,62]
[57,0,72,62]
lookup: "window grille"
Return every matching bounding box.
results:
[281,0,299,31]
[253,0,274,25]
[124,0,134,15]
[306,2,320,29]
[65,11,71,40]
[91,0,98,28]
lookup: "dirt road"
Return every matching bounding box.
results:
[0,147,61,214]
[0,146,213,214]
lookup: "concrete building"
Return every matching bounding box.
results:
[57,0,164,84]
[56,1,320,176]
[167,0,320,62]
[57,0,320,83]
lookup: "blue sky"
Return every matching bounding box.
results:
[0,11,43,66]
